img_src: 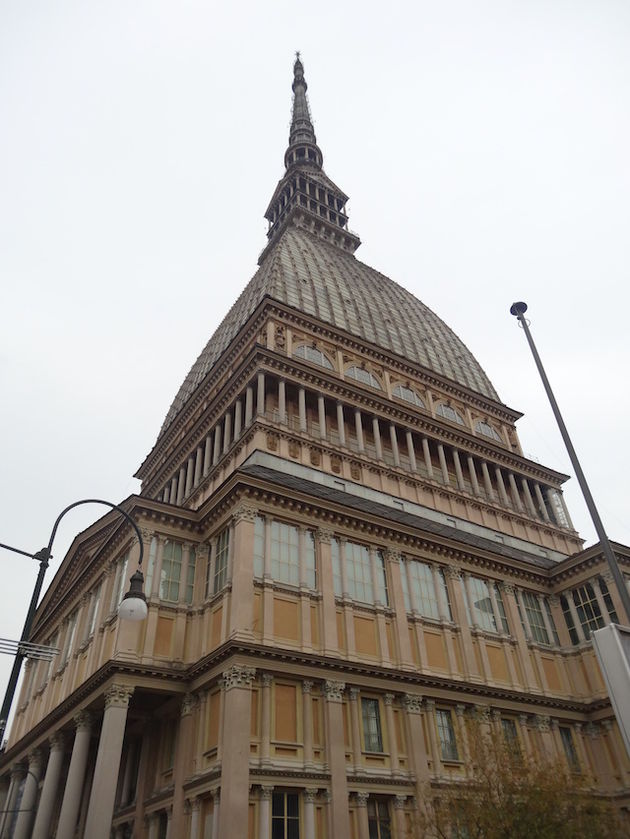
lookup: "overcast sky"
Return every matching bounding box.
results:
[1,1,629,719]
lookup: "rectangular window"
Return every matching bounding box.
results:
[332,539,388,606]
[493,584,509,633]
[214,527,230,594]
[160,541,183,602]
[501,718,521,758]
[572,583,604,637]
[406,560,450,620]
[436,709,459,761]
[463,577,496,632]
[272,791,300,839]
[110,552,129,612]
[254,515,265,578]
[361,697,384,752]
[543,598,560,644]
[560,726,580,771]
[560,595,580,645]
[60,611,77,667]
[367,798,392,839]
[145,536,157,595]
[41,632,59,686]
[271,521,300,586]
[85,583,102,639]
[185,548,196,605]
[599,577,619,623]
[521,590,550,645]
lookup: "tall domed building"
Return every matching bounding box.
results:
[1,57,628,839]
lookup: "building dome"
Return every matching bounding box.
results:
[160,224,498,437]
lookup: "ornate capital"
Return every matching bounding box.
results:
[104,684,134,710]
[222,664,256,691]
[384,549,402,564]
[315,528,334,545]
[394,795,407,810]
[534,714,550,733]
[384,693,395,707]
[355,791,369,807]
[548,595,560,608]
[195,543,210,561]
[262,673,273,688]
[323,680,345,702]
[189,796,201,812]
[455,704,466,718]
[181,693,197,717]
[302,680,314,695]
[473,704,491,724]
[501,582,515,596]
[212,788,221,804]
[348,687,360,702]
[28,749,43,771]
[304,788,318,804]
[424,698,436,712]
[74,710,92,731]
[443,564,461,581]
[585,722,599,739]
[50,731,66,751]
[602,720,614,733]
[260,785,274,800]
[232,502,258,524]
[403,694,423,714]
[518,714,530,728]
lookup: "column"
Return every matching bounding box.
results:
[521,478,537,517]
[203,433,212,476]
[421,437,434,479]
[539,594,556,645]
[223,411,232,453]
[278,380,286,424]
[403,695,431,804]
[219,666,256,837]
[430,564,448,622]
[260,674,272,766]
[57,711,92,839]
[189,798,201,839]
[212,422,221,466]
[437,444,450,484]
[245,385,254,426]
[258,785,273,839]
[383,694,399,773]
[176,465,186,504]
[406,430,417,471]
[354,409,365,452]
[534,715,555,760]
[508,473,524,512]
[302,681,314,768]
[318,394,327,439]
[170,695,196,837]
[336,402,346,446]
[193,446,203,487]
[389,424,400,466]
[234,398,243,439]
[495,467,510,506]
[185,456,195,497]
[211,789,220,837]
[303,789,317,839]
[355,792,370,839]
[481,461,495,501]
[32,733,66,839]
[323,681,351,836]
[393,795,407,838]
[500,584,537,688]
[372,417,383,460]
[565,591,586,643]
[228,504,257,637]
[467,456,481,496]
[0,764,25,839]
[444,566,478,680]
[534,483,551,522]
[423,699,441,770]
[169,476,177,504]
[384,550,413,667]
[452,449,466,491]
[12,749,42,839]
[84,685,134,839]
[317,529,339,655]
[348,687,363,770]
[257,372,265,416]
[299,387,307,432]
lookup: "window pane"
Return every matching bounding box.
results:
[361,697,383,752]
[436,709,458,760]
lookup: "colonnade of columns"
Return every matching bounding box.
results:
[159,372,571,534]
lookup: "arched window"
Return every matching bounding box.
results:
[475,420,502,442]
[294,344,334,370]
[436,403,465,425]
[345,366,382,389]
[392,384,426,409]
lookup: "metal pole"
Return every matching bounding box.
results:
[510,301,630,624]
[0,499,144,745]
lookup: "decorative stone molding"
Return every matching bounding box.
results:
[189,796,201,812]
[104,684,134,710]
[222,664,256,691]
[403,694,423,714]
[304,789,318,804]
[384,549,402,564]
[50,731,66,751]
[323,680,345,702]
[315,528,334,545]
[323,790,332,804]
[195,543,210,561]
[550,718,560,731]
[500,583,515,596]
[74,710,92,730]
[260,785,274,800]
[443,564,461,581]
[262,673,273,688]
[548,595,560,608]
[534,715,551,733]
[302,680,314,695]
[28,748,43,770]
[472,704,491,724]
[585,723,599,739]
[348,687,360,702]
[394,795,407,810]
[355,791,369,807]
[232,503,258,523]
[424,699,436,712]
[384,693,395,707]
[181,693,197,717]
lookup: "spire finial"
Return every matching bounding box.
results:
[286,54,320,168]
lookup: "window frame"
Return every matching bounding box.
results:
[361,696,384,753]
[435,708,459,761]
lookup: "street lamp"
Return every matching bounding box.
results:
[510,301,630,624]
[0,498,147,744]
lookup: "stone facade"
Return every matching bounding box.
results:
[0,56,629,838]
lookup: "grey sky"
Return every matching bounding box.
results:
[1,1,629,714]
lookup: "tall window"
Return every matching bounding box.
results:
[145,536,157,595]
[331,539,388,606]
[436,403,464,425]
[110,552,129,612]
[392,384,425,409]
[84,583,102,640]
[345,366,381,389]
[294,344,333,369]
[436,709,459,760]
[272,792,300,839]
[501,718,521,757]
[560,595,580,645]
[571,583,606,637]
[213,527,230,594]
[160,541,183,602]
[41,631,59,686]
[521,590,551,645]
[361,697,384,752]
[60,611,77,668]
[185,547,196,605]
[253,517,316,589]
[559,726,580,771]
[401,559,452,620]
[462,577,509,633]
[367,799,392,838]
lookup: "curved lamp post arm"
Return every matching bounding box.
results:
[0,499,144,746]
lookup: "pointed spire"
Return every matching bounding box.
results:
[259,54,361,264]
[284,53,323,170]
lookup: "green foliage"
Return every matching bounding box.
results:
[414,719,625,839]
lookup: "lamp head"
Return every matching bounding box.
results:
[510,301,528,317]
[118,569,148,622]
